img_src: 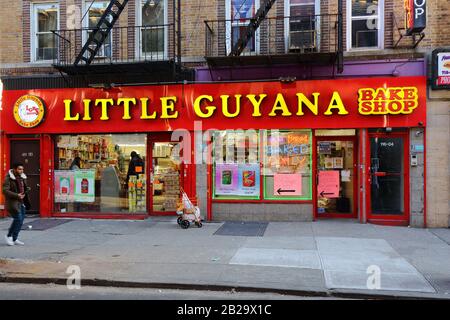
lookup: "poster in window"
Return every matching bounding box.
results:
[74,170,96,202]
[333,157,344,169]
[324,157,334,169]
[318,141,331,154]
[238,163,260,196]
[273,173,302,196]
[317,170,340,198]
[215,164,239,195]
[54,170,75,203]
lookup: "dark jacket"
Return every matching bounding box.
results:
[2,169,31,215]
[126,156,145,183]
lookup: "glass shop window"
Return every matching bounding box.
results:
[212,130,260,200]
[54,134,147,213]
[262,130,312,200]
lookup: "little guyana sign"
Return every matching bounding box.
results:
[1,77,426,133]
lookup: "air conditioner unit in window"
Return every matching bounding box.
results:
[38,47,57,60]
[289,30,316,52]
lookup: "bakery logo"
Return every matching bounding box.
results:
[13,95,46,128]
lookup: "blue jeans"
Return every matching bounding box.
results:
[7,204,26,241]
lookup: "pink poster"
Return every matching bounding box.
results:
[318,170,340,198]
[54,170,75,203]
[273,173,302,196]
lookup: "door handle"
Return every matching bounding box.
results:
[374,172,387,177]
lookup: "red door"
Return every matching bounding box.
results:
[148,133,190,216]
[367,132,410,225]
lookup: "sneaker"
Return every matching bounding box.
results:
[5,235,14,246]
[14,239,25,246]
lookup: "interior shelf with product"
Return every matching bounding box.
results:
[54,134,147,214]
[152,142,182,212]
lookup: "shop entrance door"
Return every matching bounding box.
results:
[316,137,357,218]
[149,136,185,215]
[368,133,409,224]
[10,140,40,215]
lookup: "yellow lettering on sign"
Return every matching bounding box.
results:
[221,95,241,118]
[324,92,348,115]
[63,99,79,121]
[95,98,114,120]
[358,86,418,115]
[296,93,319,115]
[82,99,92,121]
[160,96,178,119]
[247,94,267,117]
[268,93,292,117]
[140,98,157,119]
[117,98,136,120]
[194,95,216,118]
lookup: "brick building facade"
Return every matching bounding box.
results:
[0,0,448,227]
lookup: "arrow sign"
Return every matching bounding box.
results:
[273,174,302,196]
[317,171,340,198]
[277,188,296,194]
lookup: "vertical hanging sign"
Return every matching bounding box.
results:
[405,0,426,35]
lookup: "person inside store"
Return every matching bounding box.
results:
[69,156,82,211]
[114,144,125,173]
[3,162,31,246]
[69,156,82,170]
[126,151,145,186]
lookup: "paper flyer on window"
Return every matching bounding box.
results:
[215,164,239,195]
[74,170,96,202]
[54,170,75,203]
[237,163,260,196]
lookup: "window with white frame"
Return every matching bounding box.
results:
[226,0,260,55]
[139,0,167,59]
[32,3,59,61]
[84,1,112,58]
[347,0,383,50]
[285,0,319,52]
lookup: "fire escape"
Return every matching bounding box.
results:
[52,0,193,84]
[204,0,344,79]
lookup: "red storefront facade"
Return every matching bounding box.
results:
[0,76,427,226]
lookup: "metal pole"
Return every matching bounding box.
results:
[177,0,181,67]
[337,0,343,73]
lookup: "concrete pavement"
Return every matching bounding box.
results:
[0,217,449,299]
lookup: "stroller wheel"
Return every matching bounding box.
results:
[196,222,203,228]
[180,220,190,229]
[177,217,183,225]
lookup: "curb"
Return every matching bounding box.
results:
[1,276,448,300]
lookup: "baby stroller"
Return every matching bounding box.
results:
[176,187,202,229]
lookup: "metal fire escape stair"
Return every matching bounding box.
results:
[74,0,129,66]
[229,0,276,56]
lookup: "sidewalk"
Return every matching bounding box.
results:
[0,217,449,299]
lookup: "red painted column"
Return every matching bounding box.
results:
[40,134,53,218]
[0,133,6,217]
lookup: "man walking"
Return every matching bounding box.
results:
[3,163,31,246]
